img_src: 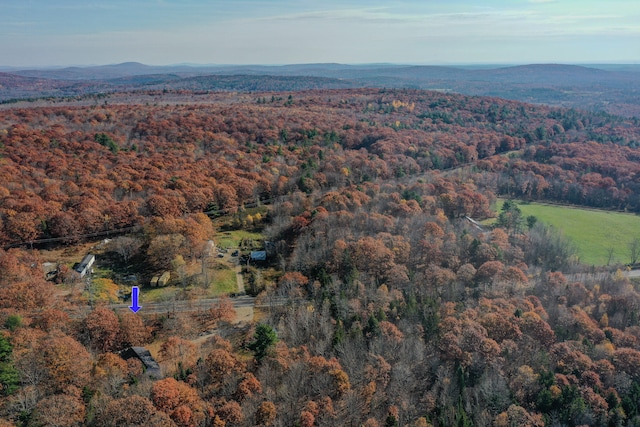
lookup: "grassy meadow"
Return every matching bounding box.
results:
[490,199,640,266]
[215,230,264,249]
[207,265,238,296]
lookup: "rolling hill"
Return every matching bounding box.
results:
[1,62,639,116]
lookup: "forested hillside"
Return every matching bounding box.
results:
[2,89,640,426]
[3,63,639,117]
[2,89,639,246]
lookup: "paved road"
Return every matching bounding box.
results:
[67,294,289,319]
[111,294,257,314]
[626,270,640,279]
[69,294,256,318]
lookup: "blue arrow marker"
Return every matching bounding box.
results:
[129,286,141,313]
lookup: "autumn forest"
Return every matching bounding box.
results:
[2,88,640,426]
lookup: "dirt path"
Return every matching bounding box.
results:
[235,264,245,294]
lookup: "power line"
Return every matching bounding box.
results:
[3,225,142,250]
[3,195,281,250]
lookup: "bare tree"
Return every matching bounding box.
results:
[109,236,143,263]
[524,223,576,272]
[606,246,615,266]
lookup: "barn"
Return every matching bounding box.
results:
[75,254,95,278]
[119,347,162,378]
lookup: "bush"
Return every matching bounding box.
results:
[4,315,22,331]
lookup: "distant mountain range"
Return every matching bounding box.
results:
[1,62,639,116]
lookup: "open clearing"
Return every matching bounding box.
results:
[491,199,640,266]
[206,265,238,296]
[215,229,264,249]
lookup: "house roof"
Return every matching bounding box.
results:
[250,251,266,261]
[75,254,95,273]
[120,347,162,377]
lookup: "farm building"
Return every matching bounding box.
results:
[119,347,162,378]
[75,254,95,278]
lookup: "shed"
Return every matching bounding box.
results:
[75,254,95,278]
[119,347,162,378]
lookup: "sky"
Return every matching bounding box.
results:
[1,0,639,67]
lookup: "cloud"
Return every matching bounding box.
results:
[2,0,639,66]
[246,7,402,24]
[244,6,541,30]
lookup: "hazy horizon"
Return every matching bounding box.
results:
[2,61,640,74]
[2,1,639,68]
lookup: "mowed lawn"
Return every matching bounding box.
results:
[207,266,237,297]
[215,230,264,249]
[492,199,640,266]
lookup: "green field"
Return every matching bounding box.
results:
[216,230,264,249]
[491,200,640,266]
[207,267,237,296]
[143,286,181,303]
[142,273,237,302]
[141,264,238,302]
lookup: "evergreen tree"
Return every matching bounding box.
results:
[248,324,278,361]
[0,334,19,396]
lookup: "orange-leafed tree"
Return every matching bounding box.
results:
[208,296,237,325]
[32,309,70,333]
[151,377,207,427]
[203,348,243,393]
[29,394,86,427]
[94,395,176,427]
[494,404,544,427]
[159,336,198,375]
[119,311,151,348]
[216,399,244,425]
[255,401,277,426]
[37,332,92,392]
[300,410,315,427]
[147,234,186,272]
[235,372,262,402]
[94,352,129,396]
[84,306,121,353]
